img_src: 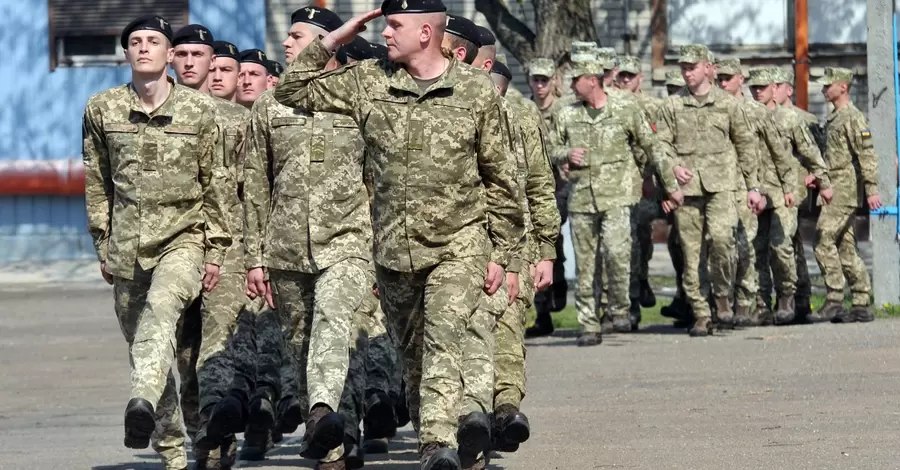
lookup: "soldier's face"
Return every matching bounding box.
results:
[440,35,468,63]
[267,75,280,89]
[749,84,774,104]
[209,58,240,99]
[172,44,213,87]
[716,74,743,95]
[822,82,846,101]
[773,83,791,105]
[472,48,494,71]
[125,31,173,75]
[382,14,436,63]
[529,75,551,99]
[237,63,269,104]
[283,22,326,64]
[680,61,709,88]
[571,74,595,99]
[491,74,509,97]
[616,72,641,92]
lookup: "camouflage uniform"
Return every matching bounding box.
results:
[812,68,877,315]
[243,88,373,461]
[273,40,524,451]
[655,45,758,334]
[83,80,232,468]
[550,54,678,338]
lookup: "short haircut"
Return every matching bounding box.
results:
[448,35,478,65]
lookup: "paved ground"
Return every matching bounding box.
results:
[2,285,899,470]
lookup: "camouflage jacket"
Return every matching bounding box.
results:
[772,105,831,202]
[82,80,233,280]
[212,97,250,274]
[742,98,796,207]
[655,86,759,197]
[503,96,560,271]
[549,92,678,214]
[243,90,372,273]
[273,40,524,272]
[823,102,879,207]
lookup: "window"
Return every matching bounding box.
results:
[48,0,188,70]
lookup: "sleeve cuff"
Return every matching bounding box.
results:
[205,250,225,267]
[817,177,832,190]
[865,184,879,197]
[506,258,523,274]
[539,242,557,261]
[489,249,509,270]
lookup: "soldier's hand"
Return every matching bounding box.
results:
[372,283,380,299]
[804,174,817,188]
[669,189,685,206]
[568,148,587,167]
[661,200,676,214]
[484,262,505,296]
[559,162,570,179]
[747,191,762,212]
[784,192,796,209]
[673,166,693,185]
[868,194,883,211]
[506,272,520,305]
[203,263,221,292]
[820,187,834,204]
[533,260,554,291]
[246,267,274,308]
[322,8,382,50]
[99,262,113,285]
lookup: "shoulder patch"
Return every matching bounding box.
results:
[860,129,871,138]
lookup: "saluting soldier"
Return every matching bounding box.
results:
[82,15,232,470]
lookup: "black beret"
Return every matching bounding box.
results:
[239,49,268,66]
[120,15,174,49]
[172,24,214,47]
[212,41,239,60]
[290,6,344,32]
[491,61,512,81]
[476,26,495,47]
[339,37,374,61]
[381,0,446,16]
[265,60,284,76]
[446,15,482,48]
[370,43,389,60]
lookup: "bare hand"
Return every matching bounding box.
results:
[484,262,505,295]
[533,260,554,291]
[99,262,113,285]
[784,192,796,209]
[868,194,883,211]
[506,272,520,306]
[203,263,221,292]
[819,187,834,204]
[559,162,570,179]
[568,148,587,167]
[662,199,677,214]
[669,189,685,206]
[804,174,817,188]
[246,267,274,308]
[674,166,694,186]
[322,8,382,50]
[747,191,762,213]
[372,283,380,299]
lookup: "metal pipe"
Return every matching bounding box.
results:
[0,160,85,196]
[794,0,809,110]
[623,0,631,55]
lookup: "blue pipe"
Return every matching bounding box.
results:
[871,12,900,238]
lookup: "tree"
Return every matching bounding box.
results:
[475,0,597,66]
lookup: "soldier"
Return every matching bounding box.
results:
[273,1,525,468]
[442,14,481,65]
[525,56,571,338]
[655,45,760,336]
[82,15,232,470]
[807,67,880,323]
[550,46,683,346]
[237,48,270,108]
[209,41,241,102]
[718,61,796,327]
[665,69,685,95]
[616,55,663,324]
[754,67,833,324]
[266,60,284,89]
[239,6,376,468]
[169,24,250,469]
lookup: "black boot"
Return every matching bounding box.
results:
[123,398,155,449]
[492,404,529,452]
[275,395,305,434]
[299,404,345,460]
[363,391,397,440]
[639,279,656,308]
[525,308,554,338]
[421,443,461,470]
[456,412,491,470]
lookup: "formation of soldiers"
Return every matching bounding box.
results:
[80,1,880,469]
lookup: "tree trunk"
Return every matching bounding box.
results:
[474,0,597,65]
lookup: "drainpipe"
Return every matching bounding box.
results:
[623,0,632,55]
[794,0,809,110]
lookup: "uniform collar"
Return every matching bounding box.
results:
[681,84,725,108]
[388,56,460,98]
[128,75,178,117]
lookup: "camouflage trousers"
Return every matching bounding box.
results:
[754,205,799,301]
[365,300,403,402]
[460,279,508,415]
[733,192,759,308]
[375,256,487,451]
[570,208,632,332]
[793,230,812,300]
[113,246,205,469]
[667,217,710,301]
[630,198,660,299]
[494,269,534,408]
[675,193,737,319]
[269,258,369,414]
[814,205,871,305]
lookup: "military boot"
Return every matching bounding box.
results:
[599,315,614,334]
[774,296,796,325]
[344,434,365,470]
[246,395,274,444]
[611,314,632,333]
[576,331,602,347]
[689,317,711,337]
[833,304,874,323]
[362,437,390,455]
[420,443,461,470]
[492,404,530,452]
[808,300,845,323]
[792,296,812,324]
[629,300,642,331]
[238,428,273,461]
[456,412,491,469]
[733,305,757,328]
[714,297,734,330]
[315,460,347,470]
[661,297,690,320]
[525,309,554,338]
[123,398,156,449]
[275,395,305,434]
[756,302,775,326]
[639,279,657,308]
[394,387,410,428]
[363,391,397,440]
